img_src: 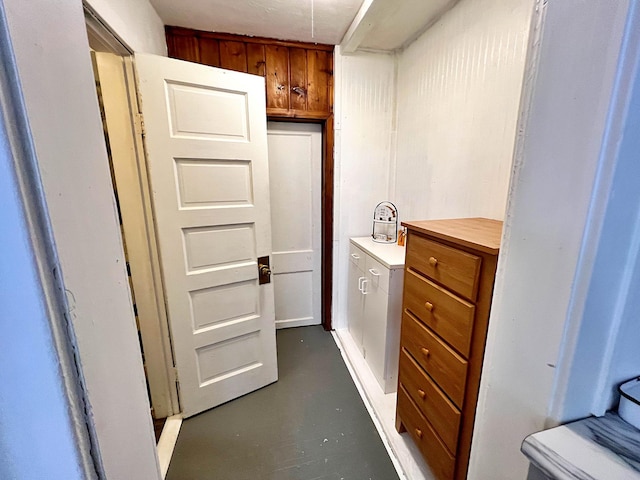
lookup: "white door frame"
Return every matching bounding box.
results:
[86,7,179,419]
[5,0,161,477]
[0,10,99,476]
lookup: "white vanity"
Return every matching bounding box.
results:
[347,237,405,393]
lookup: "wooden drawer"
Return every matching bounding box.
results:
[401,311,468,407]
[404,269,475,357]
[397,385,455,480]
[399,349,461,454]
[406,234,481,302]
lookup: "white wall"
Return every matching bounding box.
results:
[558,6,640,418]
[4,0,161,478]
[469,1,631,479]
[332,47,397,329]
[86,0,167,55]
[393,0,533,221]
[0,60,87,480]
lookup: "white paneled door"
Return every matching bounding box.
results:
[135,54,277,418]
[267,122,322,329]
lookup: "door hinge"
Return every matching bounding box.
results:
[174,367,181,398]
[134,112,146,137]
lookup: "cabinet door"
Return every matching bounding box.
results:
[347,247,365,352]
[362,278,388,388]
[362,259,390,391]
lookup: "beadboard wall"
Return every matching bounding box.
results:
[333,0,533,328]
[332,47,397,330]
[392,0,533,221]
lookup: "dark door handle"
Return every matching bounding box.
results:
[258,256,271,284]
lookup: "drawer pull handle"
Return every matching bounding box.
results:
[351,253,360,260]
[420,348,430,357]
[428,256,438,267]
[415,428,423,439]
[368,268,380,277]
[417,389,426,399]
[424,301,434,312]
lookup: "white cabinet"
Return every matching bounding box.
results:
[347,243,366,353]
[347,237,405,393]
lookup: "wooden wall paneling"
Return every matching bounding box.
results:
[166,33,199,63]
[307,50,332,113]
[289,48,307,111]
[197,37,221,67]
[219,40,248,72]
[246,43,266,77]
[265,45,290,110]
[170,27,333,51]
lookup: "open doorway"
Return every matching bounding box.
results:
[88,50,179,424]
[85,5,327,475]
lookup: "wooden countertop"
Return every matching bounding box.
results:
[402,218,503,255]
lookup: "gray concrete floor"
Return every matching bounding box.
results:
[166,325,400,480]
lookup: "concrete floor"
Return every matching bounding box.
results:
[166,325,400,480]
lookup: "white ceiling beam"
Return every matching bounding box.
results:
[340,0,459,54]
[340,0,376,54]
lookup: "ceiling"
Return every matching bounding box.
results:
[149,0,460,51]
[149,0,365,45]
[351,0,458,51]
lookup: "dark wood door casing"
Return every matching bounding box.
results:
[165,26,335,330]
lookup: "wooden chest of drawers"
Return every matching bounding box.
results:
[395,218,502,480]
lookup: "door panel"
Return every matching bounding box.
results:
[273,272,314,324]
[135,53,277,418]
[267,122,322,328]
[190,280,257,330]
[166,82,249,139]
[175,159,253,207]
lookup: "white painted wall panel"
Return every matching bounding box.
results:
[393,0,533,221]
[333,48,396,330]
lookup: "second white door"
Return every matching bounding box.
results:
[267,122,322,329]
